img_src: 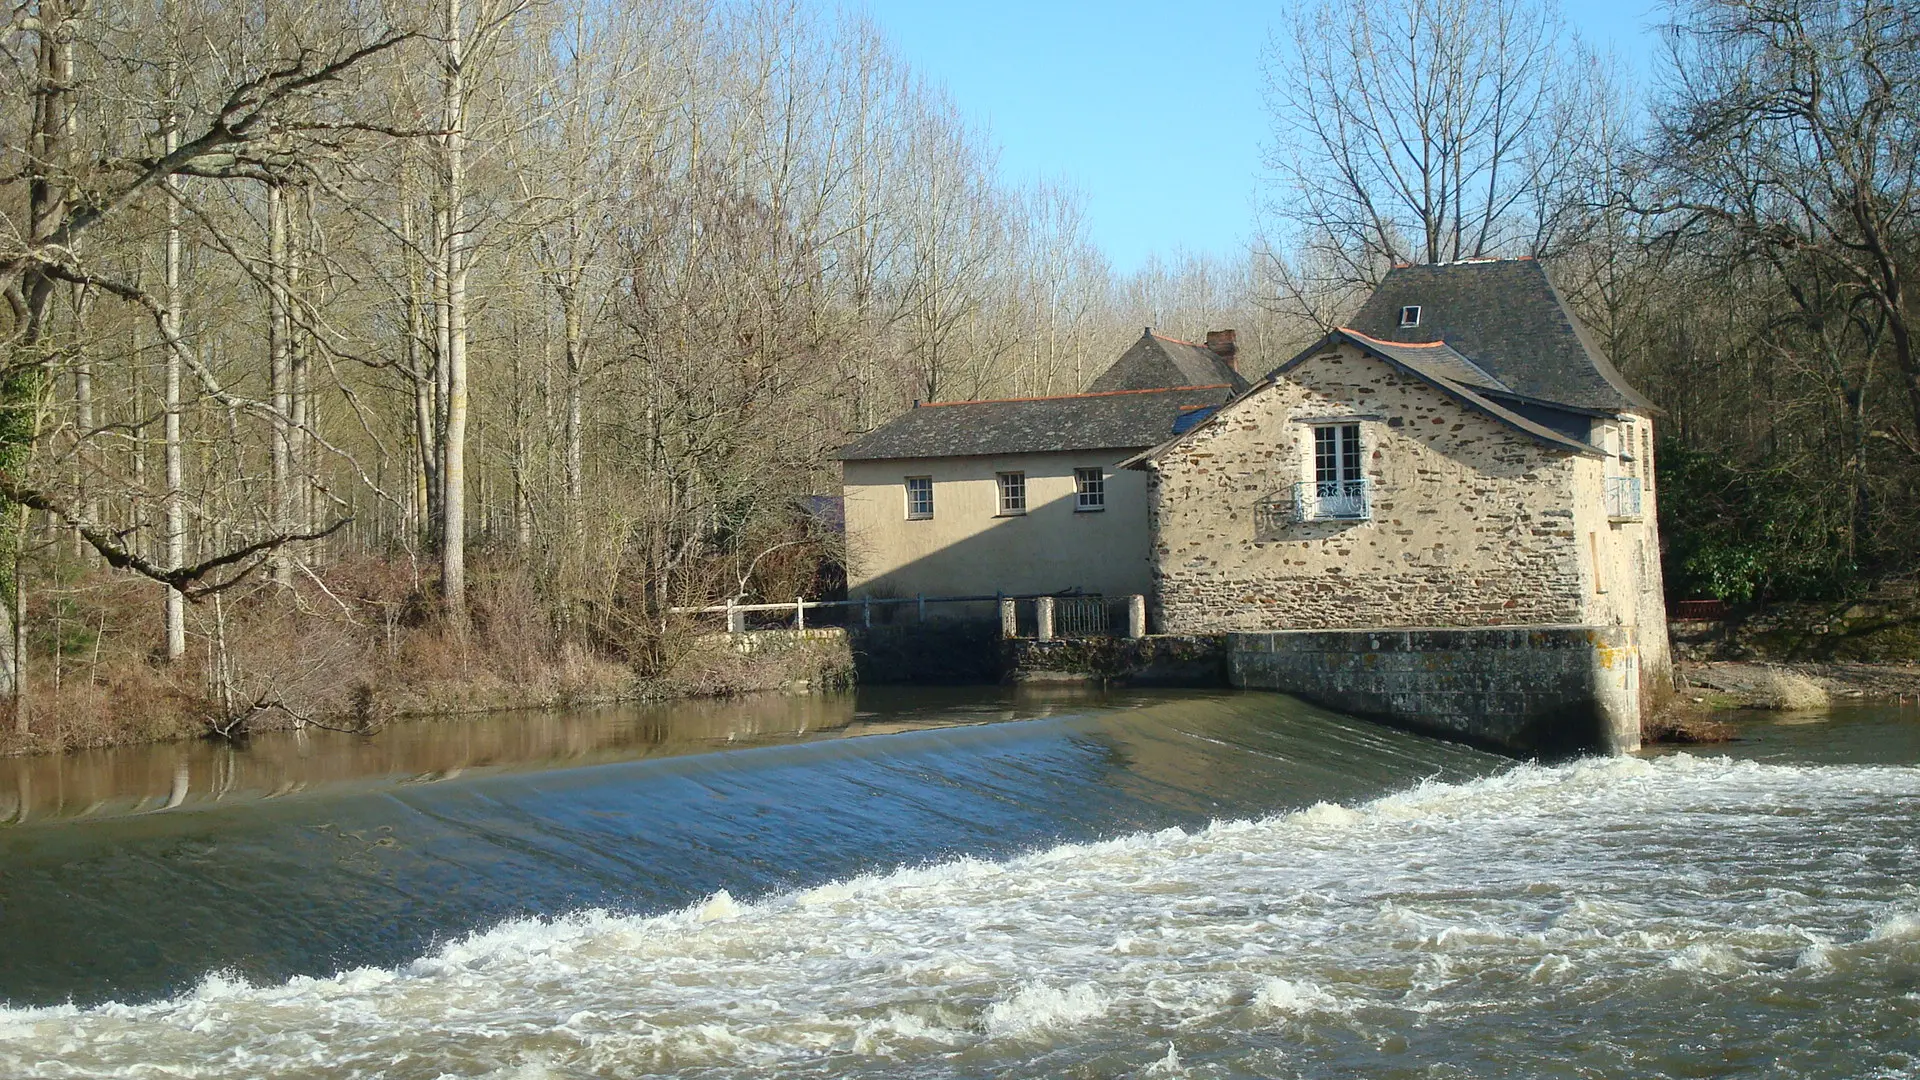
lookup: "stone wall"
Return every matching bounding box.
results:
[1144,345,1589,633]
[850,621,1006,684]
[1230,625,1642,757]
[675,628,855,695]
[1005,635,1229,686]
[1568,416,1673,705]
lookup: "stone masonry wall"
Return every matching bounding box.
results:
[1568,415,1674,708]
[1146,345,1588,633]
[1231,626,1643,757]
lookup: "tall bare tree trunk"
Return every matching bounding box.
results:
[290,185,313,541]
[70,284,92,560]
[267,180,292,587]
[563,295,584,533]
[439,0,471,630]
[3,0,77,718]
[399,178,439,545]
[162,97,187,661]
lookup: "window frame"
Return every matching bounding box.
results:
[904,475,933,520]
[1399,305,1421,327]
[1074,467,1106,512]
[995,471,1027,516]
[1297,421,1370,522]
[1313,422,1364,487]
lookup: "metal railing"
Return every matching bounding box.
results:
[1005,594,1147,641]
[1605,476,1643,520]
[1053,596,1118,638]
[1672,599,1726,621]
[1292,478,1372,522]
[670,592,1150,641]
[669,594,989,632]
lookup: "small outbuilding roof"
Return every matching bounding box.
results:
[832,385,1236,462]
[1086,330,1251,394]
[1343,258,1652,412]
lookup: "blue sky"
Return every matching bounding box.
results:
[837,1,1668,273]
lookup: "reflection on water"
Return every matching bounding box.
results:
[0,687,1500,1009]
[1645,702,1920,764]
[0,686,1118,826]
[2,691,1914,1080]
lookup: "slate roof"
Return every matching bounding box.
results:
[832,385,1236,461]
[1120,326,1606,469]
[1343,259,1652,412]
[1293,331,1603,456]
[1335,331,1508,393]
[1086,331,1251,394]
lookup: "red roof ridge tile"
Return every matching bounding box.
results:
[1337,327,1448,349]
[918,384,1230,408]
[1149,331,1202,347]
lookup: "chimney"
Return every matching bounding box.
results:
[1205,329,1238,371]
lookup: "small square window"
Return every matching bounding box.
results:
[1399,305,1421,327]
[1074,467,1105,511]
[996,472,1026,515]
[905,476,933,519]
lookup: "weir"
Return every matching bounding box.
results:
[1227,625,1643,757]
[988,623,1646,757]
[720,616,1650,758]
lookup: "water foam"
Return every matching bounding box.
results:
[3,753,1916,1079]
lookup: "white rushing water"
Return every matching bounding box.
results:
[5,753,1918,1079]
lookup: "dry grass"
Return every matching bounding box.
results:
[0,557,848,759]
[1746,667,1831,710]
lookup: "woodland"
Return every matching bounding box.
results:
[0,0,1913,749]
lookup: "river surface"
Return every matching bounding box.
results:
[0,688,1916,1078]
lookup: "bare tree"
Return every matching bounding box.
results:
[1259,0,1575,289]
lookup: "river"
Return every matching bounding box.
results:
[1,687,1916,1078]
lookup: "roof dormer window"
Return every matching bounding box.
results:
[1399,305,1421,327]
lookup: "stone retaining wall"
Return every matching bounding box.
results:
[1005,635,1229,686]
[1229,625,1641,758]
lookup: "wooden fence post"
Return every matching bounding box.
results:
[917,594,926,622]
[795,598,805,631]
[726,601,745,634]
[863,598,872,627]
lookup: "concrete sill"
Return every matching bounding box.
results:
[1074,506,1105,513]
[994,511,1027,518]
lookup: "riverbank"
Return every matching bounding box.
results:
[1676,659,1920,709]
[0,587,854,759]
[1642,659,1920,744]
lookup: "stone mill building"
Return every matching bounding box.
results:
[1124,258,1670,753]
[834,258,1670,755]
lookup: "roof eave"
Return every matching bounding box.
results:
[838,442,1160,464]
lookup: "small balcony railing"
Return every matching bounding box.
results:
[1293,478,1372,522]
[1605,476,1643,520]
